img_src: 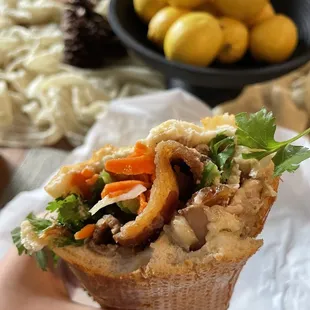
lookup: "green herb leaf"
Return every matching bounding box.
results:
[12,226,49,271]
[26,213,52,235]
[273,145,310,176]
[209,134,236,170]
[46,200,61,212]
[89,175,105,206]
[218,143,235,169]
[11,227,27,255]
[198,162,220,189]
[221,161,233,183]
[47,194,90,232]
[52,252,60,267]
[34,250,48,271]
[92,176,105,195]
[52,235,84,247]
[235,109,277,150]
[236,108,310,176]
[241,151,270,161]
[208,134,236,183]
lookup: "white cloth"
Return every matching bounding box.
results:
[1,89,310,310]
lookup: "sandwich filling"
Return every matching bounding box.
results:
[12,109,310,270]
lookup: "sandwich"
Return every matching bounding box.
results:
[12,109,310,310]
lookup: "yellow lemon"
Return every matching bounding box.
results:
[167,0,206,10]
[247,2,275,27]
[134,0,167,24]
[218,17,249,64]
[148,7,188,48]
[250,15,298,63]
[194,2,220,16]
[164,12,223,66]
[214,0,268,21]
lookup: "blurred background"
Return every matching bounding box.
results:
[1,0,310,207]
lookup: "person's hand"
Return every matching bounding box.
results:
[0,249,89,310]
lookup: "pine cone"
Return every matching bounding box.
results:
[62,2,126,69]
[67,0,96,11]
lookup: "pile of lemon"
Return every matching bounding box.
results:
[133,0,298,67]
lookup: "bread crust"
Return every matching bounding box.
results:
[45,145,131,198]
[249,177,279,237]
[65,257,248,310]
[53,176,278,309]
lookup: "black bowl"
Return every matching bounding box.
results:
[109,0,310,106]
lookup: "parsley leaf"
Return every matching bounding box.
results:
[11,227,27,255]
[11,225,49,271]
[221,161,233,183]
[34,250,48,271]
[235,109,277,150]
[51,235,84,247]
[92,176,105,196]
[209,134,235,169]
[52,252,60,267]
[47,194,90,232]
[89,175,105,206]
[273,145,310,176]
[198,162,220,189]
[236,108,310,176]
[26,213,52,235]
[208,134,236,182]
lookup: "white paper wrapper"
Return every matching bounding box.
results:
[1,89,310,310]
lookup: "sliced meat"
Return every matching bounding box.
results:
[176,185,238,250]
[191,184,238,207]
[195,144,209,155]
[179,205,209,250]
[171,143,205,201]
[92,215,121,245]
[172,164,195,202]
[170,145,204,182]
[114,141,204,247]
[195,144,210,163]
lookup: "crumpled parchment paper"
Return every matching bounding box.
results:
[215,62,310,134]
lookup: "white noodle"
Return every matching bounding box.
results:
[0,0,164,147]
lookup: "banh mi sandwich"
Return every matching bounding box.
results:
[12,109,310,310]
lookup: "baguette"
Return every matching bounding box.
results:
[54,194,275,309]
[50,116,279,309]
[17,110,309,310]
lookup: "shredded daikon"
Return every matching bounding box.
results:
[89,184,147,215]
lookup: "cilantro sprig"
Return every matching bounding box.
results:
[198,162,220,189]
[11,227,27,255]
[46,194,90,231]
[11,213,53,271]
[26,213,52,235]
[34,250,48,271]
[236,109,310,176]
[209,134,236,182]
[272,145,310,176]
